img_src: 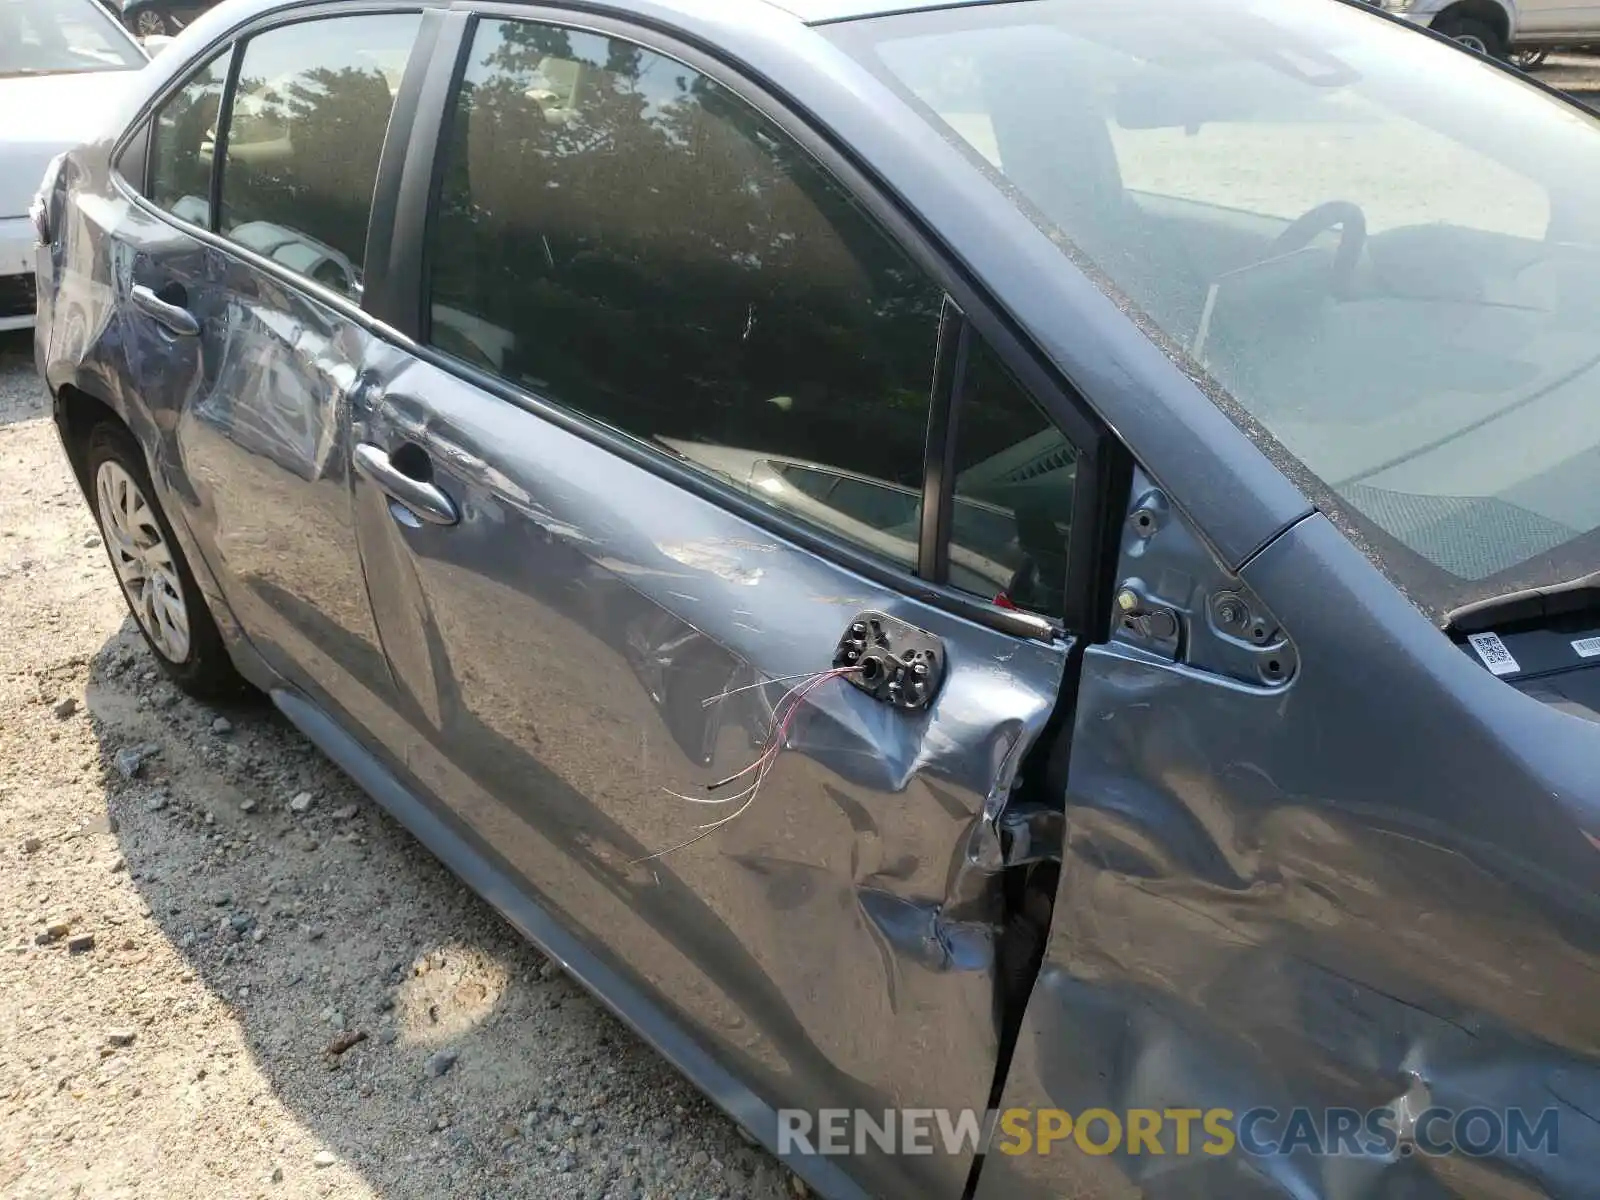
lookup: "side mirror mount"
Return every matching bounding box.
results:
[142,34,175,57]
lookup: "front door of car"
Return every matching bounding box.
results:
[352,16,1095,1198]
[122,8,427,735]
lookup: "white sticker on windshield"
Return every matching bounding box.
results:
[1468,632,1521,676]
[1573,636,1600,659]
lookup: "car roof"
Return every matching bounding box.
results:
[759,0,1000,24]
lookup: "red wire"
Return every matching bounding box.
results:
[634,667,856,864]
[706,666,858,791]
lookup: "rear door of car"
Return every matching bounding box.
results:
[352,10,1111,1197]
[107,4,438,736]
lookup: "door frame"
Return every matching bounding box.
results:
[362,1,1131,648]
[103,0,1130,648]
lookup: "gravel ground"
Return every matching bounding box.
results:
[1538,51,1600,109]
[0,329,802,1198]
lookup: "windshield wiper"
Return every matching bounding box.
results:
[1446,571,1600,634]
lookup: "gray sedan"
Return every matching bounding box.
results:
[31,0,1600,1196]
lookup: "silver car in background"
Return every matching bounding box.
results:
[1372,0,1600,60]
[0,0,145,330]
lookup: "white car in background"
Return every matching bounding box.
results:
[0,0,146,331]
[1373,0,1600,62]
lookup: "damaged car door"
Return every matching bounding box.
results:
[106,9,425,725]
[349,13,1097,1198]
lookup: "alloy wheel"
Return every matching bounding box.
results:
[1453,32,1490,55]
[95,459,191,663]
[135,9,166,36]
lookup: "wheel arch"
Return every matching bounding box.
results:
[53,377,271,691]
[1435,0,1514,42]
[53,381,130,498]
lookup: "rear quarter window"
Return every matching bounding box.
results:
[216,12,420,300]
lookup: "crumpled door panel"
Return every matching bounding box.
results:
[979,491,1600,1200]
[352,351,1073,1199]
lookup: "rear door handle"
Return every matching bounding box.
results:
[353,442,460,527]
[131,284,200,337]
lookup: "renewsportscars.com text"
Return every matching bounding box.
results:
[777,1106,1561,1159]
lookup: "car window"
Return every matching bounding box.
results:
[218,13,421,301]
[829,0,1600,616]
[427,19,945,574]
[0,0,145,77]
[148,51,229,226]
[949,336,1077,615]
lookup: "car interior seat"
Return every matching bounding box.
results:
[979,42,1208,340]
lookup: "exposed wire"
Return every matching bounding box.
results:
[657,670,841,808]
[697,666,859,793]
[632,666,858,864]
[634,682,812,862]
[652,675,815,810]
[698,669,843,709]
[694,668,848,797]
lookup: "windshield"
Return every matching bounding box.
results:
[0,0,144,77]
[827,0,1600,612]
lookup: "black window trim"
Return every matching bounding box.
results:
[367,5,467,335]
[918,296,965,585]
[208,33,244,233]
[390,3,1113,642]
[364,7,447,313]
[116,118,152,198]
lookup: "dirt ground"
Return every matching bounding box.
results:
[0,329,802,1199]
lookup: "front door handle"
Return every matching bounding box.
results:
[131,284,200,337]
[353,442,459,527]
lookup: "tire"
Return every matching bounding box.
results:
[85,421,249,701]
[128,7,174,37]
[1513,47,1551,69]
[1434,15,1508,60]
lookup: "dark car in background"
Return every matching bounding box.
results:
[119,0,210,38]
[30,0,1600,1196]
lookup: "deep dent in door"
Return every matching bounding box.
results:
[348,348,1072,1197]
[977,488,1600,1200]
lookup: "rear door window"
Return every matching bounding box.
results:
[217,12,421,300]
[147,52,229,226]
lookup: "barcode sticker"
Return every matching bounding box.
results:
[1573,636,1600,659]
[1468,632,1521,676]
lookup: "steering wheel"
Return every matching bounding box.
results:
[1264,200,1368,299]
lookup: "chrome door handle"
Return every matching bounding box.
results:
[353,442,460,527]
[131,284,200,337]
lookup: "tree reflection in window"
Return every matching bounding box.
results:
[429,20,944,570]
[149,53,229,224]
[219,14,421,299]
